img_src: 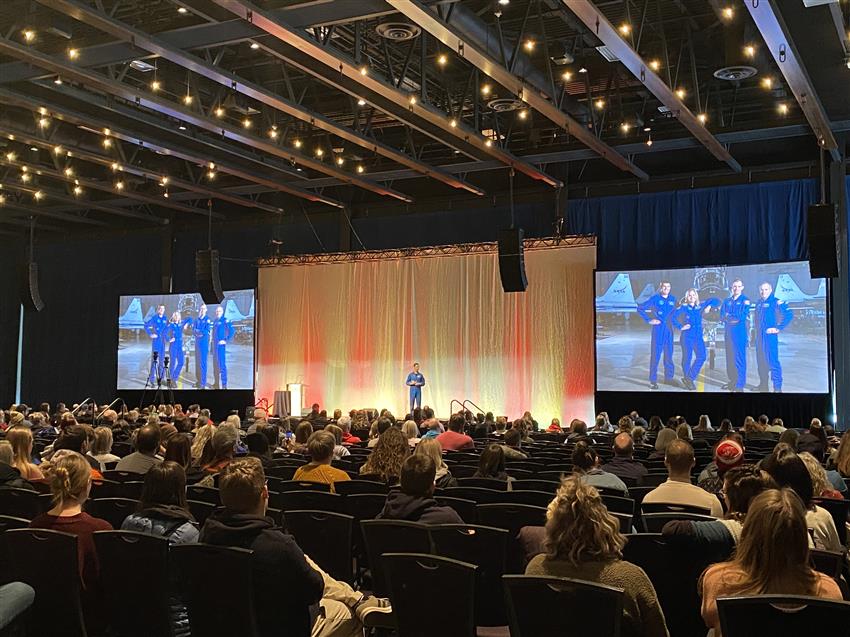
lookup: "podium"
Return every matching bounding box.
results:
[273,383,307,418]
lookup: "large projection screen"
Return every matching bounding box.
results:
[258,241,596,421]
[595,261,828,393]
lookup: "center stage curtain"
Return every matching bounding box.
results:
[257,240,596,423]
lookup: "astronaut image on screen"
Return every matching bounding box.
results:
[595,262,827,394]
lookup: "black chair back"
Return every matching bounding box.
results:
[361,520,432,596]
[500,490,554,508]
[5,529,86,637]
[641,502,711,515]
[93,531,172,637]
[276,480,331,492]
[512,479,559,493]
[284,510,354,583]
[185,485,220,505]
[334,480,389,496]
[264,465,298,481]
[269,490,346,514]
[187,500,216,526]
[456,477,509,491]
[434,497,477,523]
[601,494,636,515]
[383,553,477,637]
[717,595,850,637]
[102,470,142,483]
[810,548,844,579]
[611,512,634,533]
[475,503,547,573]
[431,524,508,626]
[0,488,50,520]
[812,497,850,545]
[171,544,258,637]
[503,575,624,637]
[443,487,504,504]
[641,512,715,532]
[85,498,137,529]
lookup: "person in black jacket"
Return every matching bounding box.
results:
[199,457,391,637]
[378,455,463,524]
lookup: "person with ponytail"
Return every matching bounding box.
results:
[30,450,112,632]
[571,440,629,495]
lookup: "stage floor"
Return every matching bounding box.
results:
[117,341,254,390]
[596,331,828,393]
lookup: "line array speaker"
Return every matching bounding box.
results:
[498,228,528,293]
[21,262,45,312]
[196,249,225,304]
[807,203,838,278]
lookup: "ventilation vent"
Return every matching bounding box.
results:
[486,98,523,112]
[376,22,421,41]
[713,65,758,81]
[595,45,619,62]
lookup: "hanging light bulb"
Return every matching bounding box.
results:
[336,156,345,166]
[481,83,492,95]
[102,138,112,148]
[114,180,125,190]
[523,39,535,51]
[38,117,49,128]
[68,47,79,60]
[21,172,31,183]
[183,94,193,105]
[356,164,365,174]
[22,30,35,43]
[269,125,279,139]
[359,66,368,76]
[649,59,661,72]
[561,71,573,82]
[675,88,686,99]
[293,139,302,149]
[518,109,528,120]
[214,106,225,118]
[64,167,74,177]
[315,147,324,157]
[53,146,64,155]
[73,185,83,196]
[357,98,366,106]
[618,24,631,36]
[5,152,16,161]
[620,122,631,133]
[242,117,252,129]
[33,190,44,201]
[697,113,708,124]
[449,118,458,128]
[111,162,121,171]
[437,54,448,66]
[594,98,605,110]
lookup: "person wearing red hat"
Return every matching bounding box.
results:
[698,436,745,497]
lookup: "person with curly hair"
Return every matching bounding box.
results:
[359,427,409,485]
[526,476,669,637]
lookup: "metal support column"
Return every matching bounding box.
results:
[827,138,849,428]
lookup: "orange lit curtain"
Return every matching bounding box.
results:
[257,241,596,423]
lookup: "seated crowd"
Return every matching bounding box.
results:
[0,401,848,636]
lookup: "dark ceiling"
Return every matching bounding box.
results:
[0,0,847,236]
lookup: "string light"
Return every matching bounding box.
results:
[242,117,252,128]
[722,6,734,20]
[73,185,83,196]
[268,126,279,139]
[649,59,661,71]
[21,172,31,183]
[356,164,365,173]
[359,66,368,76]
[114,180,125,190]
[437,54,448,66]
[214,106,225,118]
[523,39,535,51]
[618,24,631,36]
[22,30,35,43]
[408,95,417,106]
[357,98,366,106]
[743,44,755,58]
[102,137,112,148]
[207,170,216,179]
[485,139,493,147]
[315,148,324,157]
[336,156,345,166]
[39,107,48,116]
[68,48,79,60]
[151,79,161,92]
[481,84,492,95]
[64,167,74,177]
[561,71,572,82]
[38,117,49,128]
[594,98,605,110]
[33,190,44,201]
[111,162,121,172]
[208,162,215,170]
[53,146,63,155]
[183,94,193,105]
[697,113,708,124]
[760,77,773,89]
[777,102,789,115]
[5,152,15,161]
[160,176,169,186]
[620,122,631,133]
[0,194,4,205]
[103,128,111,136]
[293,139,302,149]
[449,118,458,128]
[518,109,528,120]
[675,88,686,99]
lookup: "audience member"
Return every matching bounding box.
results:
[30,451,112,632]
[571,441,628,495]
[547,418,562,433]
[500,428,528,460]
[198,427,238,484]
[765,417,786,434]
[414,439,457,488]
[323,424,351,460]
[163,433,192,472]
[115,424,163,474]
[526,476,668,637]
[699,489,841,636]
[400,420,421,447]
[199,458,391,636]
[697,437,744,497]
[649,428,677,460]
[292,431,351,493]
[121,461,198,543]
[435,414,474,451]
[694,415,713,431]
[797,418,827,461]
[190,421,215,464]
[359,427,408,485]
[6,427,43,481]
[337,416,359,445]
[492,417,507,438]
[799,451,844,499]
[778,428,799,449]
[642,440,723,517]
[377,455,463,524]
[0,441,34,490]
[87,427,120,472]
[473,444,512,487]
[51,425,103,480]
[291,422,314,454]
[602,433,648,485]
[244,432,273,468]
[565,419,588,443]
[367,418,392,449]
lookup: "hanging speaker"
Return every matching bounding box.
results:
[21,262,45,312]
[807,203,838,278]
[498,228,527,292]
[196,249,225,304]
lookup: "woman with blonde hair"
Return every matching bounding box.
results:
[6,427,43,480]
[30,451,112,631]
[526,476,668,637]
[829,432,850,477]
[700,488,842,635]
[799,452,843,499]
[401,420,421,447]
[414,438,456,488]
[359,427,409,484]
[190,422,215,464]
[88,426,121,472]
[672,288,720,391]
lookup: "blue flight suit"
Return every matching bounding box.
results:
[144,313,169,384]
[212,317,235,389]
[754,293,793,391]
[672,299,721,383]
[720,295,751,390]
[166,318,193,382]
[637,293,678,383]
[193,314,212,388]
[406,371,425,412]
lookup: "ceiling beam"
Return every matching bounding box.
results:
[0,123,280,214]
[563,0,741,173]
[0,86,346,210]
[745,0,839,159]
[0,35,414,204]
[0,182,161,224]
[33,0,479,198]
[385,0,648,181]
[0,204,78,231]
[207,0,563,187]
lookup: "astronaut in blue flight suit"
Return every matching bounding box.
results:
[166,311,194,387]
[720,278,751,392]
[212,305,235,389]
[144,304,168,384]
[671,288,721,391]
[406,362,425,412]
[637,281,679,390]
[192,304,212,389]
[754,282,793,393]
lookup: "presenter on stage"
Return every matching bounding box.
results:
[192,304,212,389]
[637,281,678,390]
[754,281,793,393]
[144,304,168,384]
[406,362,425,413]
[212,305,235,389]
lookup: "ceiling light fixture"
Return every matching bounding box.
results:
[562,71,573,82]
[356,165,365,173]
[357,98,366,106]
[33,190,44,201]
[250,42,260,50]
[68,48,79,60]
[437,54,448,66]
[524,39,535,52]
[22,30,35,43]
[722,6,734,20]
[177,7,187,13]
[214,106,225,117]
[594,98,605,110]
[649,59,661,71]
[618,24,631,36]
[743,44,755,58]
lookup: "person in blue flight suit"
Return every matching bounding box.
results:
[212,305,235,389]
[165,311,193,387]
[754,281,793,393]
[637,281,679,390]
[720,278,751,392]
[192,304,212,389]
[671,288,721,391]
[144,304,168,385]
[406,362,425,413]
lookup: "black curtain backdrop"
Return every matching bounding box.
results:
[0,244,24,402]
[1,176,839,427]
